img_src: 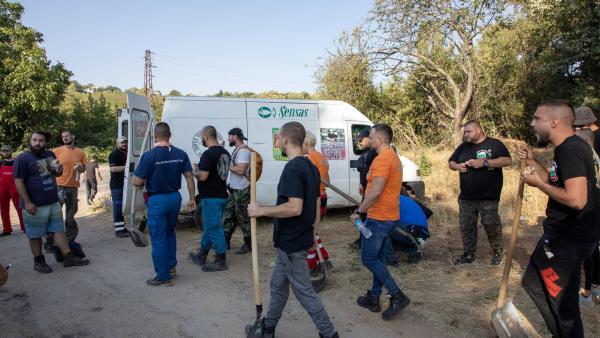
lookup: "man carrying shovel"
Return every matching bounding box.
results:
[519,100,600,337]
[246,122,338,338]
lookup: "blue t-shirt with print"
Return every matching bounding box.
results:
[133,146,193,194]
[13,150,59,207]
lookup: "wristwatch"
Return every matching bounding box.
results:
[483,159,489,167]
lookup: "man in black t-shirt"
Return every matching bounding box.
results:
[246,122,338,338]
[449,120,512,265]
[357,129,378,197]
[520,100,600,338]
[189,126,231,272]
[108,136,129,238]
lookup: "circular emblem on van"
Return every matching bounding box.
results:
[192,129,225,158]
[258,106,274,118]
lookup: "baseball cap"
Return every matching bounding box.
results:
[228,128,248,141]
[357,130,371,142]
[574,106,597,126]
[117,136,128,143]
[1,145,12,151]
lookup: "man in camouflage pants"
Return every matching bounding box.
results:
[223,128,252,255]
[448,121,512,265]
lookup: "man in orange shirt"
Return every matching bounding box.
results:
[51,129,86,247]
[351,123,410,321]
[303,131,330,218]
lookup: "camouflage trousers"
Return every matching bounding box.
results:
[458,199,503,255]
[223,187,251,237]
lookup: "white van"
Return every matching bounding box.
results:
[118,93,425,215]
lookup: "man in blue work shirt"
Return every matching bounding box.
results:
[133,122,196,286]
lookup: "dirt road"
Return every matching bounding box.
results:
[0,166,446,338]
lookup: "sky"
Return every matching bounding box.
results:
[19,0,373,96]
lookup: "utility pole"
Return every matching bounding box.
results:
[144,49,154,102]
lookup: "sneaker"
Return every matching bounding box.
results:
[491,249,504,266]
[146,277,173,287]
[579,292,593,306]
[33,255,52,273]
[454,253,475,265]
[0,232,11,237]
[170,267,177,278]
[382,291,410,320]
[116,230,130,238]
[63,253,90,267]
[202,254,228,272]
[357,290,381,312]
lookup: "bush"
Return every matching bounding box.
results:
[418,153,432,177]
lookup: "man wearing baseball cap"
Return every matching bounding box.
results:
[108,136,129,237]
[357,129,378,200]
[223,127,253,254]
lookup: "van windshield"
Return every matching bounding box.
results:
[351,124,371,155]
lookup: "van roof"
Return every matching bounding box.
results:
[164,96,346,105]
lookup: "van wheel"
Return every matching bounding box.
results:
[193,206,203,232]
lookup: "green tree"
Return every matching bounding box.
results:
[0,0,71,146]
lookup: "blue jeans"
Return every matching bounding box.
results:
[200,198,227,255]
[361,218,401,297]
[111,188,125,232]
[147,192,181,281]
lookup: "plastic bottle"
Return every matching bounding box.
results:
[354,218,372,239]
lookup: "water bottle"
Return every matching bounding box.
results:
[354,218,372,239]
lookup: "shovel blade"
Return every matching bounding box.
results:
[130,229,149,247]
[491,303,536,338]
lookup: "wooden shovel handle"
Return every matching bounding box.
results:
[250,152,261,307]
[497,153,527,309]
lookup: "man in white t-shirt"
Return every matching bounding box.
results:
[223,128,253,255]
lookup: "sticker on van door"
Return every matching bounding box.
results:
[272,128,287,161]
[320,128,346,160]
[192,128,225,158]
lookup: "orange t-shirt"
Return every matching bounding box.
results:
[53,146,87,188]
[307,150,330,194]
[366,148,402,221]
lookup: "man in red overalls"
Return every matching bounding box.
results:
[0,145,24,236]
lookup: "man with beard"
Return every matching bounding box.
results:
[13,131,89,273]
[50,129,86,250]
[108,136,130,237]
[448,121,511,265]
[357,129,377,198]
[246,122,338,338]
[0,145,24,236]
[519,100,600,337]
[188,126,231,272]
[223,127,252,254]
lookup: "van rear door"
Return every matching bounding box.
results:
[122,93,153,216]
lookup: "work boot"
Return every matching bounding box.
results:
[245,318,275,338]
[356,290,381,312]
[115,230,130,238]
[381,290,410,320]
[319,332,340,338]
[63,252,90,267]
[53,246,64,262]
[189,248,209,266]
[202,253,228,272]
[454,252,475,265]
[33,255,52,273]
[69,241,86,258]
[146,277,173,287]
[236,236,252,255]
[491,249,504,266]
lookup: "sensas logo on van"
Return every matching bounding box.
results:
[258,106,309,119]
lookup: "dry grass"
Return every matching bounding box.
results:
[295,142,600,338]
